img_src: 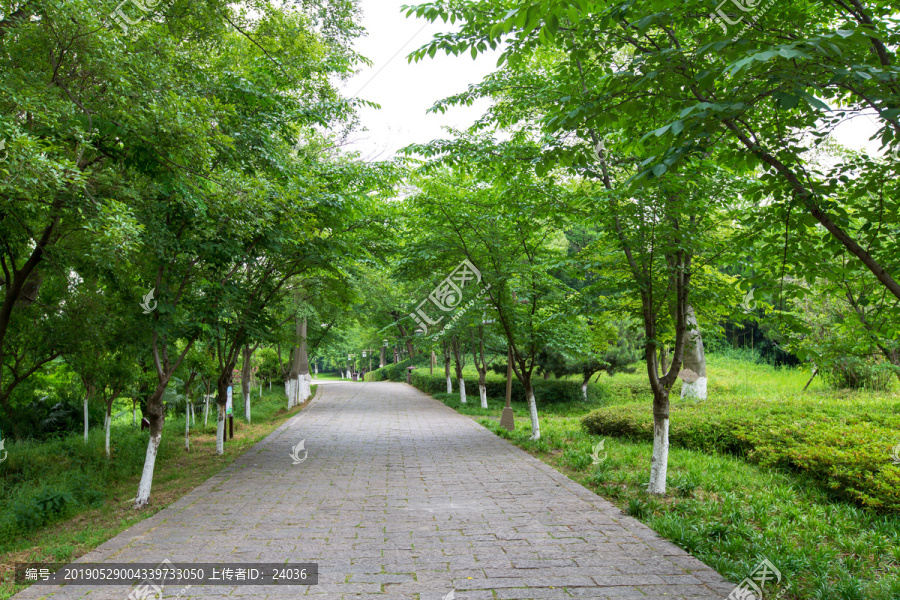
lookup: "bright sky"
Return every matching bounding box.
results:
[341,1,500,160]
[343,1,883,160]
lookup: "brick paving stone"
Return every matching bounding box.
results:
[12,381,733,600]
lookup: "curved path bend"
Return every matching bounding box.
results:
[15,381,734,600]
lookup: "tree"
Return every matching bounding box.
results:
[406,0,900,305]
[401,155,579,439]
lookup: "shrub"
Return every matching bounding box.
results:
[408,370,613,405]
[581,395,900,512]
[365,358,415,382]
[255,347,282,384]
[821,356,898,391]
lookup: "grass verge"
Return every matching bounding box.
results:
[0,385,316,600]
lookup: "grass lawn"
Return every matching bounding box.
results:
[0,385,317,600]
[312,372,348,381]
[424,354,900,600]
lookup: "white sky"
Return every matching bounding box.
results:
[341,1,500,159]
[342,1,883,160]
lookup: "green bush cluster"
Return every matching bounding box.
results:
[821,356,899,391]
[0,421,174,545]
[581,395,900,511]
[364,358,414,382]
[409,370,613,405]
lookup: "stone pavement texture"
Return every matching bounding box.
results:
[14,381,735,600]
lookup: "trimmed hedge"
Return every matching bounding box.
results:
[582,395,900,512]
[409,370,614,405]
[364,358,415,382]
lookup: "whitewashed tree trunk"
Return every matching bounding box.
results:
[216,404,225,455]
[444,346,452,393]
[284,378,295,409]
[479,384,488,408]
[244,389,251,423]
[526,384,540,440]
[204,394,210,427]
[647,417,670,495]
[459,379,467,404]
[134,431,161,508]
[582,381,589,401]
[681,305,708,400]
[104,409,111,457]
[184,400,190,451]
[295,319,311,404]
[84,394,89,442]
[298,375,311,404]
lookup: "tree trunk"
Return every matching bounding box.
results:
[241,345,253,423]
[452,337,466,404]
[680,305,707,400]
[215,368,233,455]
[479,379,487,408]
[659,346,669,377]
[524,379,540,440]
[582,372,591,401]
[104,403,112,458]
[297,319,311,404]
[443,343,452,393]
[185,396,190,452]
[647,388,670,495]
[83,385,93,443]
[216,403,225,455]
[380,346,385,368]
[134,380,168,509]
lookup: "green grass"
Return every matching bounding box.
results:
[421,355,900,600]
[312,372,346,381]
[0,385,316,599]
[581,356,900,511]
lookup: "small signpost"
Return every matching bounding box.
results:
[226,385,234,439]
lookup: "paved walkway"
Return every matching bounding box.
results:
[15,382,734,600]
